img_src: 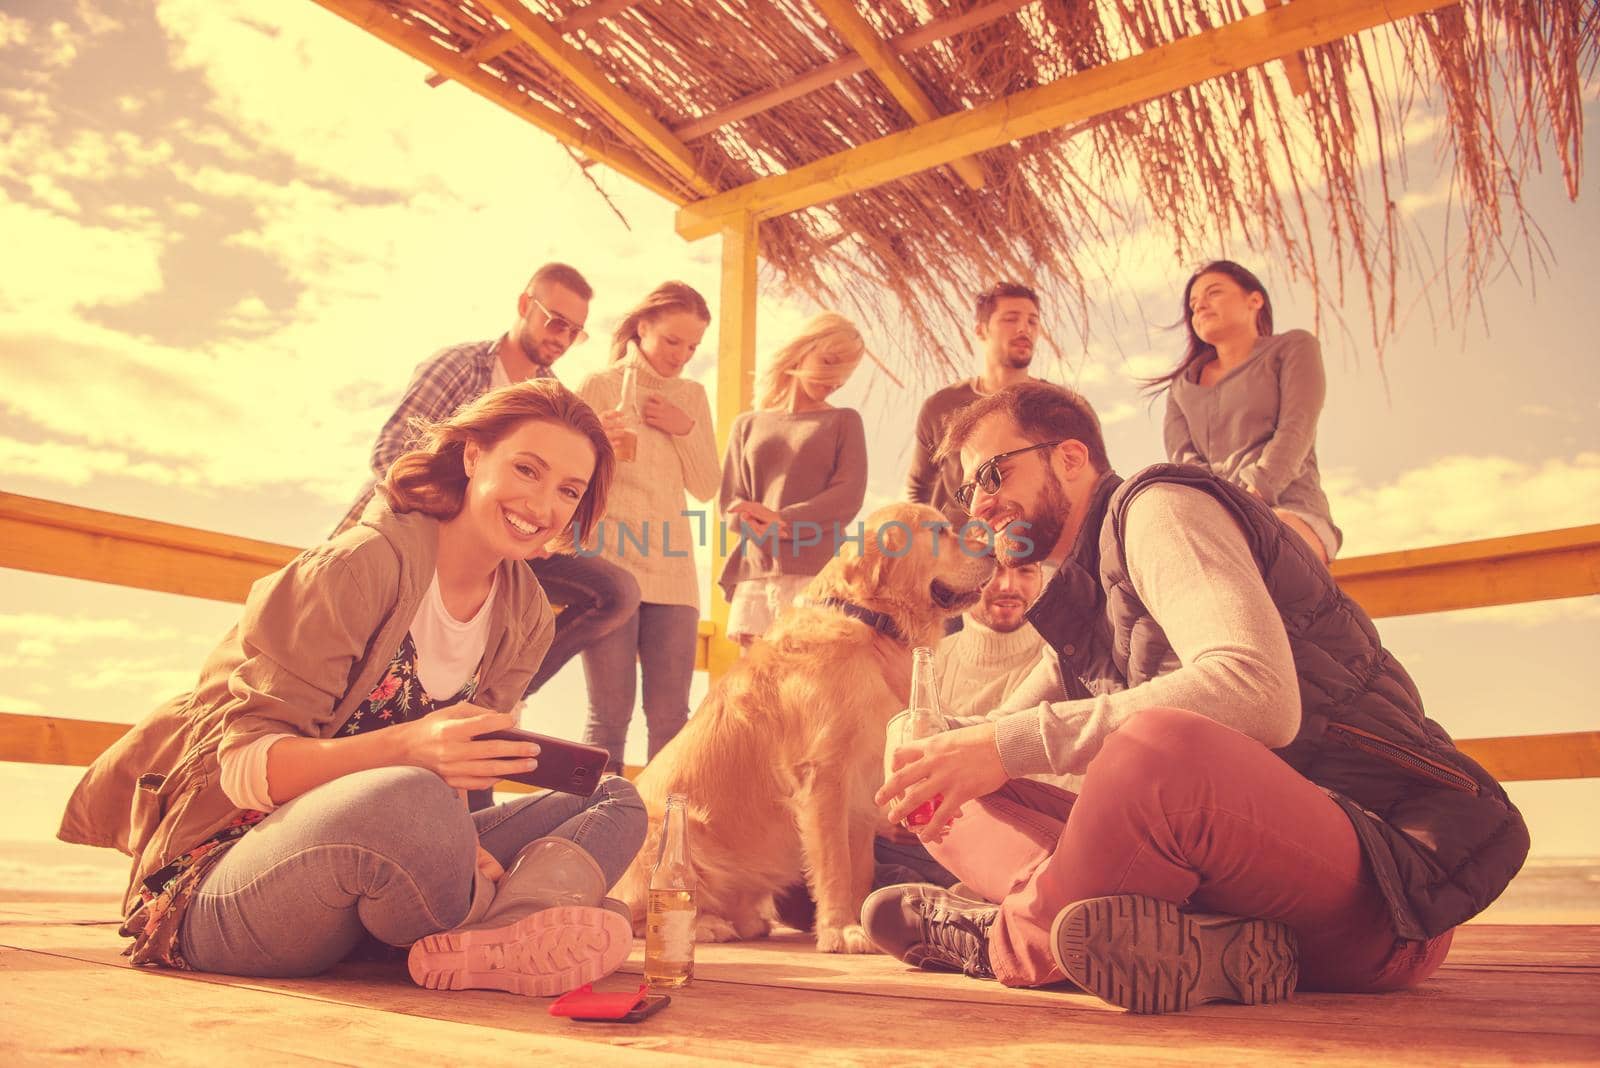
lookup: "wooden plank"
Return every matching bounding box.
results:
[307,0,690,205]
[4,921,1599,1064]
[705,215,760,684]
[812,0,985,190]
[675,0,1456,238]
[0,711,643,784]
[0,491,717,670]
[1330,524,1600,618]
[4,709,1596,787]
[0,491,298,604]
[6,501,1592,623]
[423,0,638,87]
[0,947,715,1066]
[673,0,1035,141]
[0,714,129,768]
[474,0,720,197]
[1263,0,1314,95]
[1455,731,1600,783]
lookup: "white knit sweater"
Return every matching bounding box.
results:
[935,617,1046,720]
[577,349,720,609]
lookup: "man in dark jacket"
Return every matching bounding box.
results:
[863,381,1528,1014]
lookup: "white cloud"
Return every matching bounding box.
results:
[24,174,80,215]
[0,13,32,48]
[0,437,206,490]
[0,195,166,314]
[74,0,122,37]
[1117,350,1175,381]
[1329,452,1600,557]
[42,20,76,69]
[1097,401,1140,427]
[0,694,45,715]
[0,613,182,644]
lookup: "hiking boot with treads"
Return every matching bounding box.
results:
[1050,894,1298,1014]
[408,837,632,997]
[861,883,998,979]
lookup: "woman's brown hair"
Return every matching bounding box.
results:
[1141,259,1274,395]
[380,379,613,551]
[609,280,711,362]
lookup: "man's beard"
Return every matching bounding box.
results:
[1003,341,1034,369]
[517,325,562,366]
[1003,465,1069,563]
[975,605,1029,633]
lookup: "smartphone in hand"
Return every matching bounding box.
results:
[478,727,611,797]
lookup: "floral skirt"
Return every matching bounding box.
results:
[121,811,265,969]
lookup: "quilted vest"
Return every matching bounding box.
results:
[1028,464,1529,940]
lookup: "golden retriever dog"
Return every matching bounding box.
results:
[614,503,995,953]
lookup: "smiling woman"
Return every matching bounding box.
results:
[55,378,648,998]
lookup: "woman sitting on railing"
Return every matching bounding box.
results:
[58,379,646,997]
[1149,260,1342,564]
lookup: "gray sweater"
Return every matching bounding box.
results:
[717,407,868,598]
[985,483,1301,777]
[905,380,984,529]
[1163,330,1341,553]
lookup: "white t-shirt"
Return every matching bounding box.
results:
[218,570,498,811]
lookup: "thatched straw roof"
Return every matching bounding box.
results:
[317,0,1595,376]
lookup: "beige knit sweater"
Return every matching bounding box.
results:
[577,348,720,609]
[935,616,1046,720]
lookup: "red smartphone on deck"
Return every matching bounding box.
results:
[476,727,611,797]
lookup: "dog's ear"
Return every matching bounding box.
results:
[861,519,915,590]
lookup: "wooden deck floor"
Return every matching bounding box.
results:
[3,898,1597,1066]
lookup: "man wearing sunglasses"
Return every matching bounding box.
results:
[905,282,1043,530]
[863,381,1526,1016]
[333,262,641,749]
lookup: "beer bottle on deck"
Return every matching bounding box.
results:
[645,794,695,986]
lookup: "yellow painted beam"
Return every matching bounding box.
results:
[673,0,1035,141]
[0,713,132,768]
[705,214,760,683]
[1455,731,1600,784]
[676,0,1455,239]
[423,0,639,87]
[475,0,719,197]
[308,0,688,205]
[1331,524,1600,619]
[0,491,298,604]
[0,712,642,787]
[812,0,985,190]
[5,489,1593,642]
[6,711,1592,784]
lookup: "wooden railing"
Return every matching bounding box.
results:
[2,490,1597,781]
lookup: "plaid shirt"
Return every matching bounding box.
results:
[333,338,552,535]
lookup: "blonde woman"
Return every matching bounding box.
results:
[577,281,719,771]
[718,312,869,646]
[59,380,645,996]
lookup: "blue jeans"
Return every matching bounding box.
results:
[581,602,699,770]
[179,767,645,978]
[528,551,641,694]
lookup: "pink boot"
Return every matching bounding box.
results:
[408,838,633,997]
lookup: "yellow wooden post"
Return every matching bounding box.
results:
[705,213,758,683]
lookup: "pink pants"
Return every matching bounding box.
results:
[929,707,1454,989]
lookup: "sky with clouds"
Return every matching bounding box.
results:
[1,1,1596,872]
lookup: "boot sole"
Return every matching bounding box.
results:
[408,905,632,997]
[1050,895,1298,1014]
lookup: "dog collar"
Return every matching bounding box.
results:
[810,597,906,644]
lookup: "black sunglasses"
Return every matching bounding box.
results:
[954,440,1063,513]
